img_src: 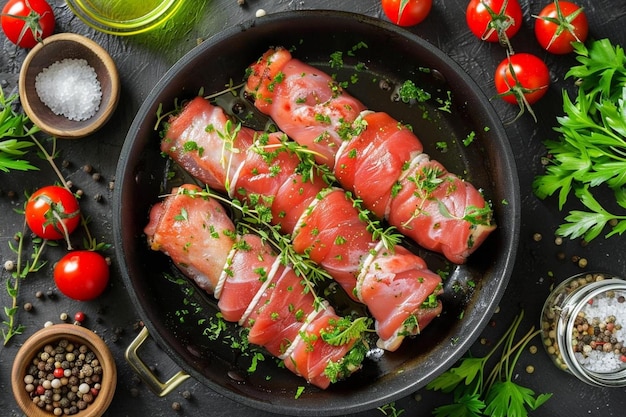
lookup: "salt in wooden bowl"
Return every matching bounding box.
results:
[18,33,120,139]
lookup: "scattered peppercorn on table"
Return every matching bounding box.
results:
[1,0,626,416]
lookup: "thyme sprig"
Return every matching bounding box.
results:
[210,119,242,194]
[251,131,336,185]
[153,81,244,131]
[378,402,405,417]
[2,134,109,344]
[345,191,402,250]
[180,187,332,299]
[31,136,109,251]
[426,311,552,417]
[3,225,47,345]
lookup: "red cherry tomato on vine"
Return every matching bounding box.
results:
[381,0,432,27]
[25,185,80,241]
[534,1,588,54]
[1,0,55,49]
[495,53,550,106]
[466,0,523,44]
[54,251,110,301]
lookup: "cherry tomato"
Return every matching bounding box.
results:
[466,0,523,45]
[494,53,550,105]
[535,1,588,54]
[25,185,80,241]
[54,251,110,301]
[381,0,432,27]
[1,0,55,49]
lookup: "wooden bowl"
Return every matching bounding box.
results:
[18,33,120,139]
[11,323,117,417]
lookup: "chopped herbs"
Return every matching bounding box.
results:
[398,80,431,103]
[435,141,449,152]
[463,131,477,147]
[320,316,371,346]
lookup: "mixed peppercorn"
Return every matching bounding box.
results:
[572,293,626,360]
[24,338,102,415]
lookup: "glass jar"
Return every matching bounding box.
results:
[66,0,184,36]
[541,272,626,387]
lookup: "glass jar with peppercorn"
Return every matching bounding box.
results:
[541,272,626,387]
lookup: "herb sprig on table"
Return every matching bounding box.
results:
[0,84,110,344]
[533,39,626,241]
[426,311,551,417]
[0,86,39,172]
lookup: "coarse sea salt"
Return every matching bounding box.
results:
[35,58,102,122]
[575,290,626,373]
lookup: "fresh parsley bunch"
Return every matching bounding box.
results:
[0,85,39,172]
[426,311,552,417]
[533,39,626,241]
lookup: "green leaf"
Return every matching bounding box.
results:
[432,393,485,417]
[534,38,626,240]
[532,393,554,410]
[4,306,18,317]
[484,380,537,417]
[426,368,465,393]
[427,357,484,394]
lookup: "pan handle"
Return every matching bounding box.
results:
[125,326,191,397]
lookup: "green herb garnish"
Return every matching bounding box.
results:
[398,79,431,103]
[533,39,626,241]
[0,85,38,172]
[426,311,552,417]
[378,402,404,416]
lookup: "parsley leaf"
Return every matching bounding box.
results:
[432,393,485,417]
[0,86,39,173]
[427,311,551,417]
[533,39,626,241]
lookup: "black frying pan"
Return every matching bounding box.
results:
[113,10,520,416]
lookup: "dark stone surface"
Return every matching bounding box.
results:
[1,0,625,416]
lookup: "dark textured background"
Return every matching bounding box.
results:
[1,0,625,416]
